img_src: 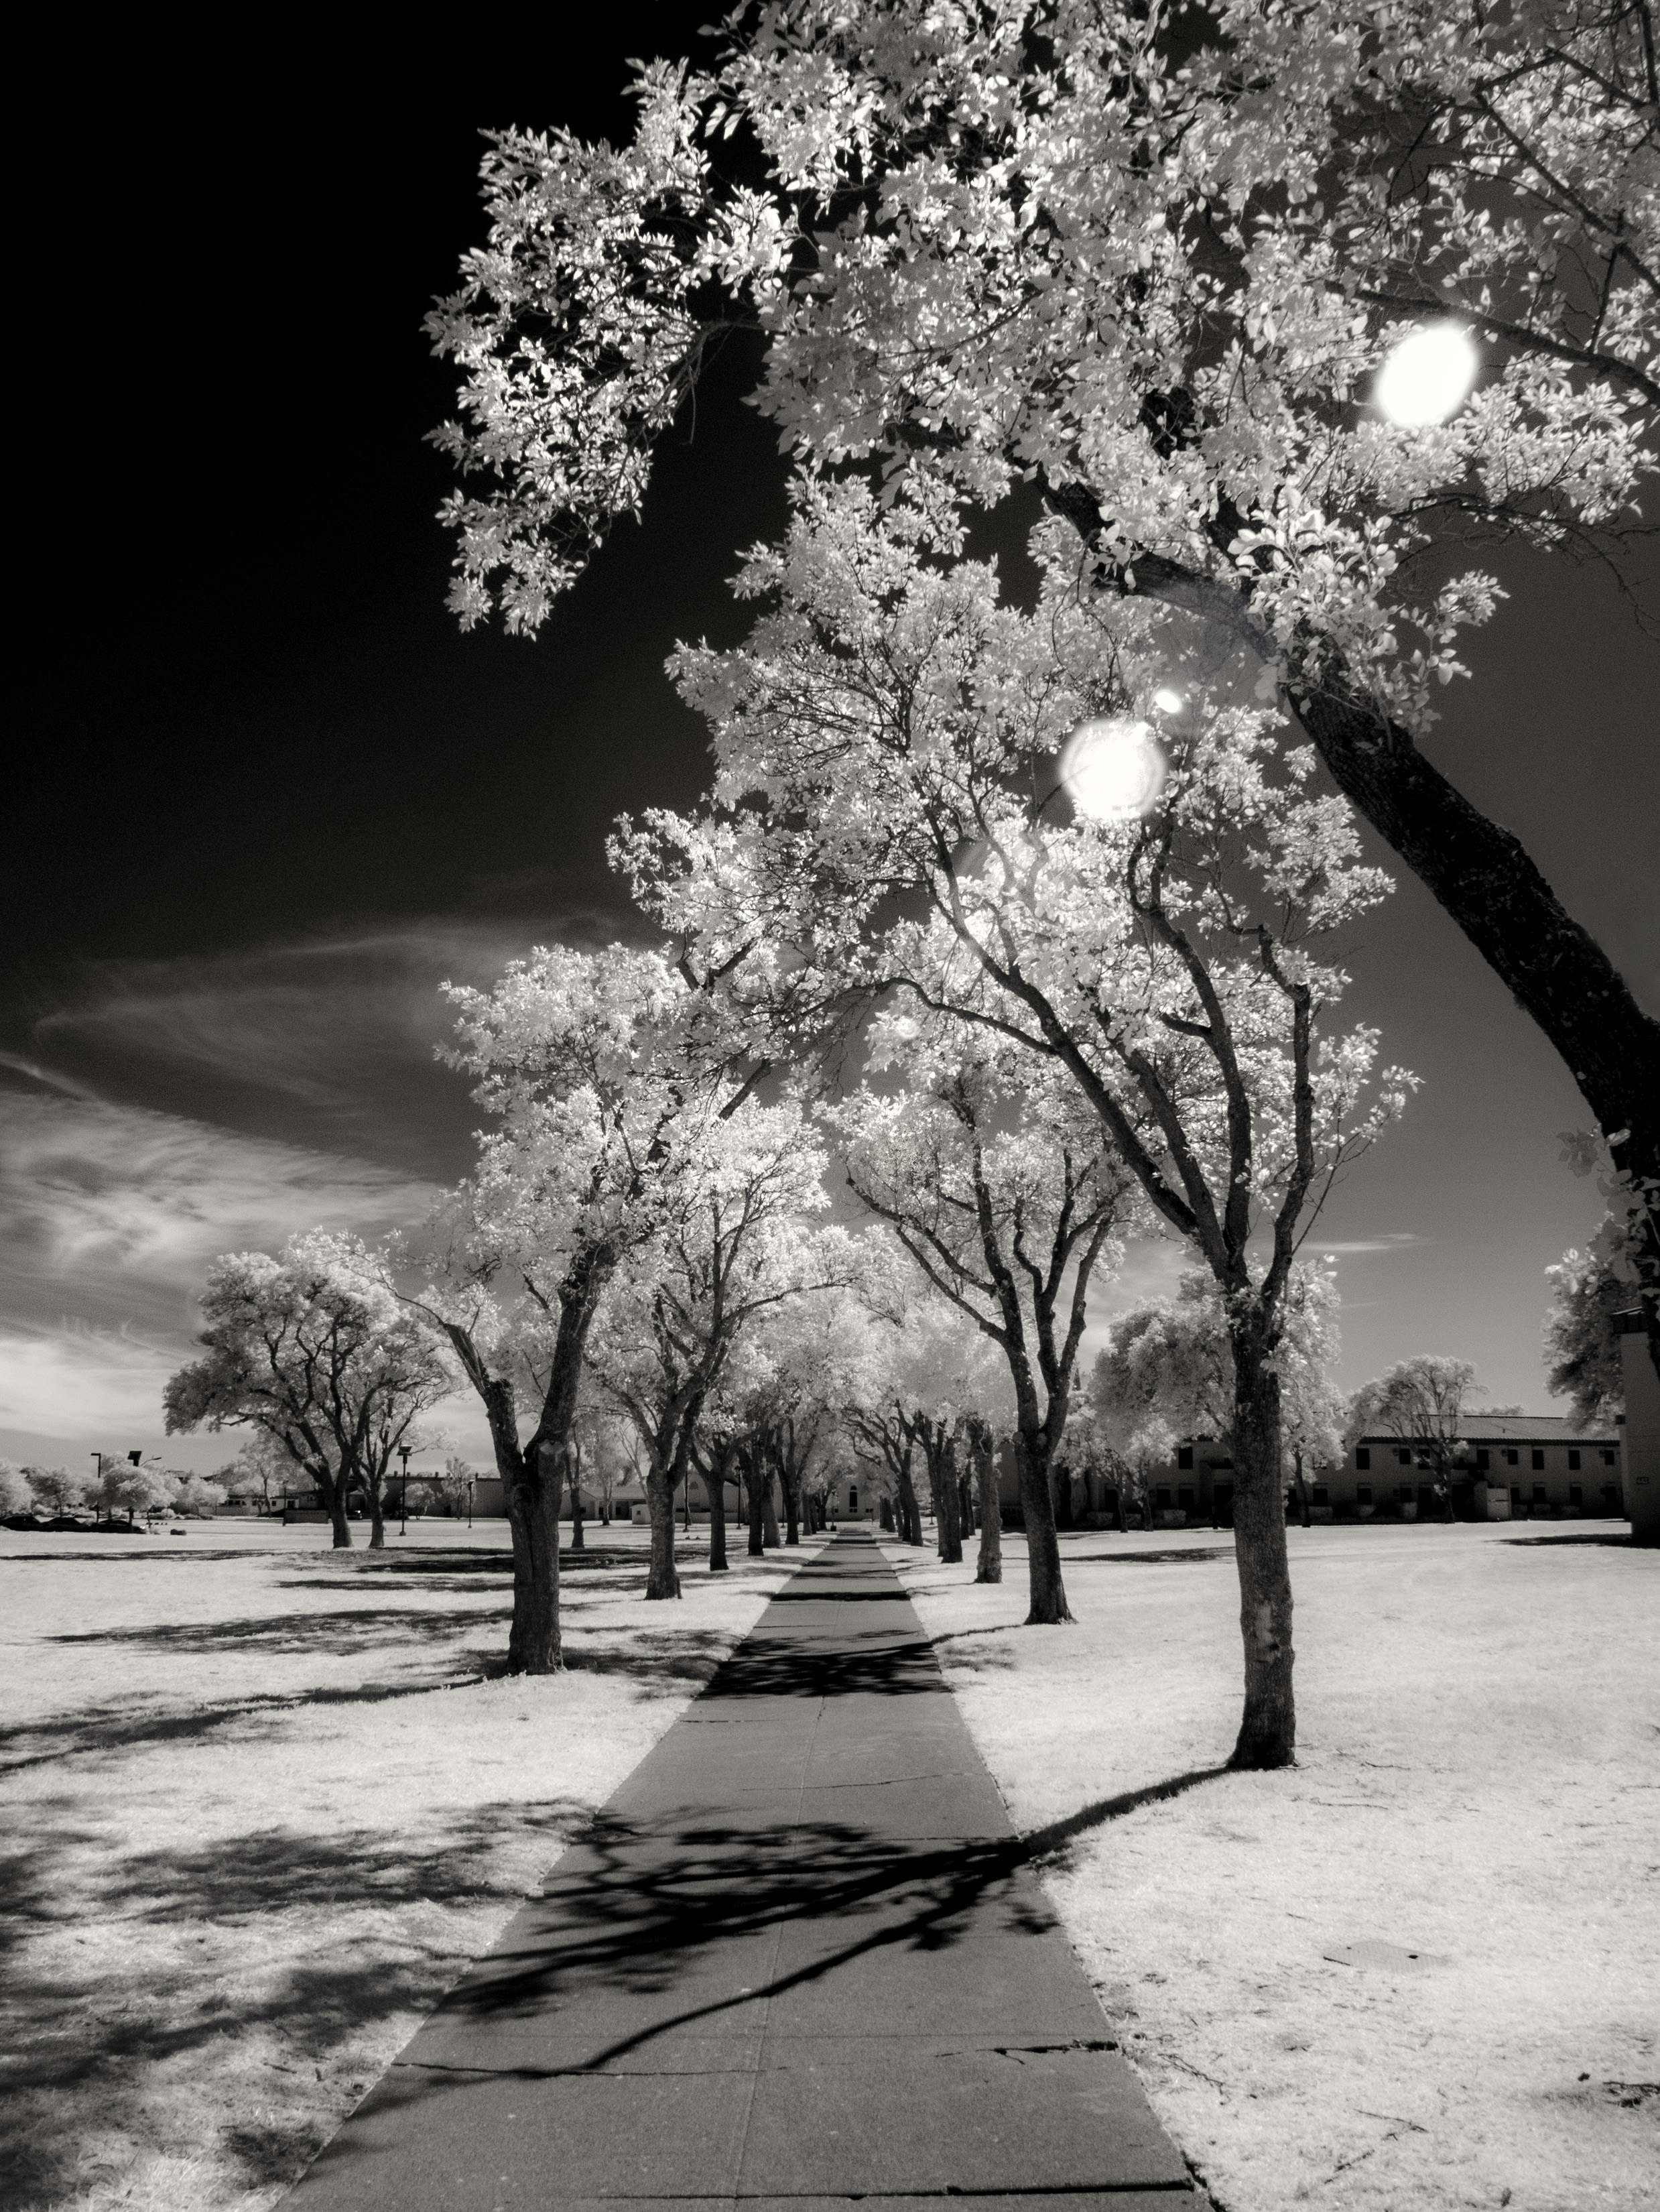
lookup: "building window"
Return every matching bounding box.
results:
[848,1487,856,1511]
[1505,1449,1519,1466]
[1531,1449,1545,1471]
[1154,1487,1173,1510]
[1476,1449,1490,1473]
[1398,1484,1413,1502]
[1568,1449,1581,1471]
[1177,1485,1196,1513]
[1177,1445,1194,1471]
[1602,1449,1616,1467]
[1312,1485,1329,1508]
[1568,1484,1583,1507]
[1356,1485,1372,1506]
[1511,1485,1522,1504]
[1532,1482,1547,1502]
[1355,1447,1370,1471]
[1397,1447,1413,1465]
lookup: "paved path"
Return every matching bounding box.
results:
[288,1530,1203,2211]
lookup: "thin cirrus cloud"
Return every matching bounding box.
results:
[0,1057,448,1462]
[25,912,631,1176]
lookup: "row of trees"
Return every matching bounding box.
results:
[0,1456,227,1526]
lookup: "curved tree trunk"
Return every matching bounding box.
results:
[1293,682,1660,1400]
[1228,1337,1295,1769]
[1015,1428,1072,1624]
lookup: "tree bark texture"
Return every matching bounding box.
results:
[569,1480,586,1550]
[645,1455,682,1601]
[761,1475,781,1549]
[745,1455,767,1557]
[934,1435,963,1564]
[895,1453,923,1546]
[780,1463,802,1546]
[1228,1343,1295,1770]
[1015,1430,1072,1624]
[505,1440,566,1674]
[972,1428,1003,1585]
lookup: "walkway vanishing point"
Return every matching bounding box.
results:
[286,1529,1206,2211]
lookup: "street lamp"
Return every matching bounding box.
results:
[397,1443,412,1536]
[467,1474,474,1529]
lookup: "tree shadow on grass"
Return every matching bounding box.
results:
[46,1605,504,1654]
[0,1797,596,2207]
[1502,1532,1637,1548]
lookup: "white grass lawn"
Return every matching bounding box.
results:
[1,1518,822,2212]
[885,1521,1659,2212]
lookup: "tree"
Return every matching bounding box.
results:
[408,940,761,1666]
[1543,1223,1632,1425]
[165,1232,452,1548]
[0,1462,33,1517]
[428,0,1660,1389]
[622,493,1407,1766]
[1347,1355,1481,1522]
[176,1473,227,1517]
[837,1031,1140,1618]
[23,1465,92,1520]
[1094,1266,1346,1525]
[586,1103,837,1599]
[97,1455,180,1528]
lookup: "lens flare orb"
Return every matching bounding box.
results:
[1151,687,1184,714]
[1375,325,1478,428]
[1060,716,1166,821]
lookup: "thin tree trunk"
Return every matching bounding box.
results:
[708,1463,730,1572]
[761,1468,780,1548]
[936,1436,963,1564]
[570,1477,586,1550]
[1293,1449,1310,1531]
[368,1483,385,1550]
[1228,1343,1295,1769]
[745,1455,767,1557]
[781,1463,801,1546]
[1015,1430,1072,1624]
[972,1430,1002,1585]
[895,1453,923,1547]
[1114,1486,1127,1534]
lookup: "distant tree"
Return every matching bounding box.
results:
[166,1232,452,1549]
[1094,1268,1345,1526]
[23,1465,92,1520]
[838,1034,1142,1617]
[222,1430,295,1513]
[0,1462,33,1517]
[175,1473,227,1517]
[1543,1228,1631,1426]
[1347,1357,1481,1524]
[97,1455,180,1528]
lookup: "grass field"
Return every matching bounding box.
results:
[885,1520,1660,2212]
[1,1518,820,2212]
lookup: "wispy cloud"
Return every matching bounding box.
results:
[1314,1234,1429,1256]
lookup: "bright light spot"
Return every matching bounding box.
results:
[1375,324,1478,427]
[1060,716,1166,822]
[1151,687,1184,714]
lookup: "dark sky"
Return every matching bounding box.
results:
[5,15,1656,1466]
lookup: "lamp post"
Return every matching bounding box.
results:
[397,1443,411,1536]
[467,1475,474,1530]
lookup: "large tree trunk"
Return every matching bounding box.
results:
[645,1450,682,1601]
[368,1485,385,1550]
[506,1440,566,1673]
[1015,1430,1072,1624]
[1294,683,1660,1396]
[761,1473,780,1549]
[1228,1335,1295,1770]
[326,1483,352,1549]
[972,1430,1003,1585]
[780,1463,802,1546]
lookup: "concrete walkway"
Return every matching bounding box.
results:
[287,1530,1204,2210]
